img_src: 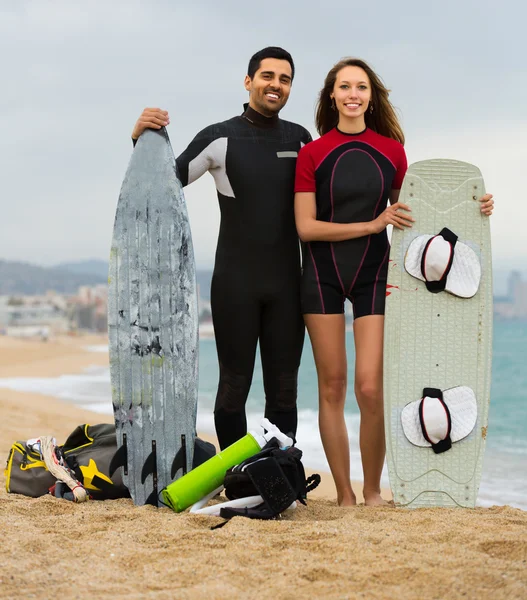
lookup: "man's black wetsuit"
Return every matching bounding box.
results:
[175,105,312,449]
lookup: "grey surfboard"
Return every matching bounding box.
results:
[108,128,198,506]
[384,159,493,508]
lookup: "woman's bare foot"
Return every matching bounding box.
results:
[363,491,390,507]
[338,491,357,507]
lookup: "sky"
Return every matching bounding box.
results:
[1,0,525,273]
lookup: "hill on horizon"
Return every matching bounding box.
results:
[55,259,110,280]
[0,259,214,299]
[0,260,106,296]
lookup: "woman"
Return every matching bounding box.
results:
[294,58,494,506]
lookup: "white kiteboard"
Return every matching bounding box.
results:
[384,159,492,508]
[108,128,199,506]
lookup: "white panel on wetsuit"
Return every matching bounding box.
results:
[188,137,234,198]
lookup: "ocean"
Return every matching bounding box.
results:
[1,320,525,509]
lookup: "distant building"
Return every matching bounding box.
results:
[0,294,69,337]
[0,284,111,336]
[69,284,108,332]
[494,271,527,319]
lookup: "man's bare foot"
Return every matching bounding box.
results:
[364,491,391,507]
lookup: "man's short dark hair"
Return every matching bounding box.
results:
[247,47,295,81]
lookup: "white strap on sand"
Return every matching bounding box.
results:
[39,436,88,503]
[401,386,477,448]
[189,485,296,517]
[405,232,481,298]
[191,495,266,516]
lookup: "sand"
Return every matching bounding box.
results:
[0,334,525,599]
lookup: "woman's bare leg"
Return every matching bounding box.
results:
[305,313,355,506]
[353,314,388,506]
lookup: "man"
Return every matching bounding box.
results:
[132,47,312,449]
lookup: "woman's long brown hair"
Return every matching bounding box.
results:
[315,57,405,144]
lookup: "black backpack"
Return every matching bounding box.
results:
[221,439,320,520]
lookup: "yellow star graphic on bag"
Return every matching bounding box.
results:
[80,459,113,491]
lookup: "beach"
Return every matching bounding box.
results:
[0,335,526,599]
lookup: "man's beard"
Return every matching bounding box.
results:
[254,93,284,116]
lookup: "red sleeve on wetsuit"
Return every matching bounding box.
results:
[392,144,408,190]
[294,145,316,193]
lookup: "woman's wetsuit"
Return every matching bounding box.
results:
[294,127,407,318]
[176,105,312,448]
